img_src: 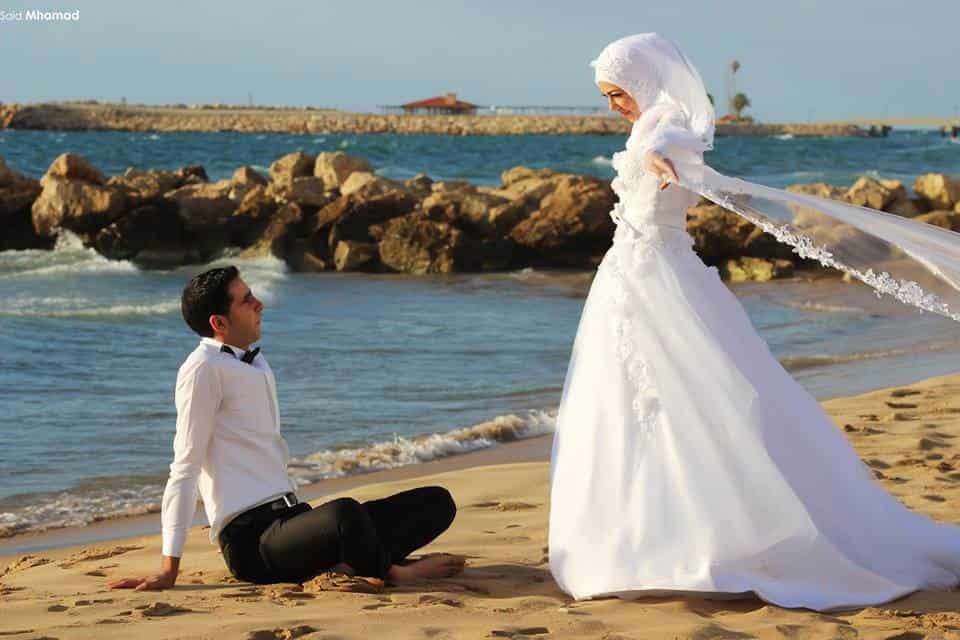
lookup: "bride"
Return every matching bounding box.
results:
[548,32,960,612]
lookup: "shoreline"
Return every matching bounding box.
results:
[4,368,958,561]
[0,101,872,137]
[0,434,553,559]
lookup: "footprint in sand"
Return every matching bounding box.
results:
[677,623,757,640]
[245,625,318,640]
[489,627,550,638]
[2,555,52,577]
[890,389,922,398]
[302,572,384,594]
[136,601,192,617]
[886,401,919,409]
[58,545,144,569]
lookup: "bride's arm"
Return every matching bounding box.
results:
[641,109,709,189]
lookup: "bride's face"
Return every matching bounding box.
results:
[598,81,639,121]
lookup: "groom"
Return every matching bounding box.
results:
[109,266,464,590]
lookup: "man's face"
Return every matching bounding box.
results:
[216,277,264,348]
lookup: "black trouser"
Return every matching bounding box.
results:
[218,486,457,584]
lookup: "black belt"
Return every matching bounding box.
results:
[237,492,299,521]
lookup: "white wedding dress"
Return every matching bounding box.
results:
[547,135,960,611]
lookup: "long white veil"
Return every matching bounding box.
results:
[593,33,960,322]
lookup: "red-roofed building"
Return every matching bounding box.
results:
[399,93,479,115]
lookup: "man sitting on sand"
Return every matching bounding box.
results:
[109,266,465,590]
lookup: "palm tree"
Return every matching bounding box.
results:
[732,93,751,119]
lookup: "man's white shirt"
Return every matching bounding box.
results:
[160,337,297,558]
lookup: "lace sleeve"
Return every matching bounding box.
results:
[628,105,710,162]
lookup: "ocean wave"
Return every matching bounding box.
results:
[1,297,180,318]
[781,340,960,371]
[288,409,556,484]
[0,232,138,279]
[774,134,795,140]
[591,155,613,166]
[782,300,868,314]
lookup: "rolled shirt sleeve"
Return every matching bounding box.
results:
[161,360,221,558]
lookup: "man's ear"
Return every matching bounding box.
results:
[209,314,227,336]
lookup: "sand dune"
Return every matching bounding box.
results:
[3,373,960,639]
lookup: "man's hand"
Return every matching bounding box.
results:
[107,572,177,591]
[108,555,179,591]
[645,151,679,190]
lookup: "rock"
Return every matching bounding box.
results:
[227,185,278,246]
[404,173,434,198]
[166,180,236,233]
[314,151,373,189]
[333,240,377,271]
[31,178,127,237]
[914,210,960,232]
[232,165,267,187]
[0,158,48,250]
[0,156,18,187]
[175,164,209,184]
[422,188,511,236]
[267,176,335,208]
[91,204,187,264]
[913,173,959,210]
[41,152,106,186]
[377,212,467,274]
[230,165,268,201]
[269,151,315,183]
[106,168,182,208]
[885,197,925,218]
[879,179,908,202]
[509,175,616,265]
[314,191,417,255]
[721,257,794,282]
[339,172,406,198]
[845,176,897,210]
[785,182,845,201]
[501,166,556,187]
[243,202,306,261]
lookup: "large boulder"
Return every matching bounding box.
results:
[720,257,795,282]
[421,185,513,236]
[166,180,236,233]
[508,175,616,264]
[267,176,336,208]
[913,174,959,210]
[242,202,306,261]
[31,178,127,237]
[269,151,316,183]
[230,165,268,201]
[91,204,189,265]
[313,191,417,256]
[375,211,514,273]
[685,204,795,262]
[0,156,48,250]
[376,212,470,274]
[404,173,434,199]
[333,240,378,271]
[41,153,106,186]
[845,176,897,211]
[785,182,846,201]
[314,151,372,189]
[227,184,279,246]
[106,168,182,208]
[499,166,558,201]
[914,210,960,232]
[339,172,407,199]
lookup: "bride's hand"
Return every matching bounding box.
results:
[644,152,679,191]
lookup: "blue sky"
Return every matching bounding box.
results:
[3,0,958,122]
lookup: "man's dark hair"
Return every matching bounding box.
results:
[181,266,239,337]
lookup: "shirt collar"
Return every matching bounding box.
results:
[201,337,252,358]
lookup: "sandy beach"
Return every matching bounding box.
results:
[4,371,960,639]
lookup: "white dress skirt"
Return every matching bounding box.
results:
[547,144,960,612]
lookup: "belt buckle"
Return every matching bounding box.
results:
[282,493,297,508]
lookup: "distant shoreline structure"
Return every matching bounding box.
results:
[0,101,948,137]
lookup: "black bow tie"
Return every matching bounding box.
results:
[221,344,260,364]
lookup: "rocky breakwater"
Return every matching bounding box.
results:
[5,150,960,281]
[1,102,871,137]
